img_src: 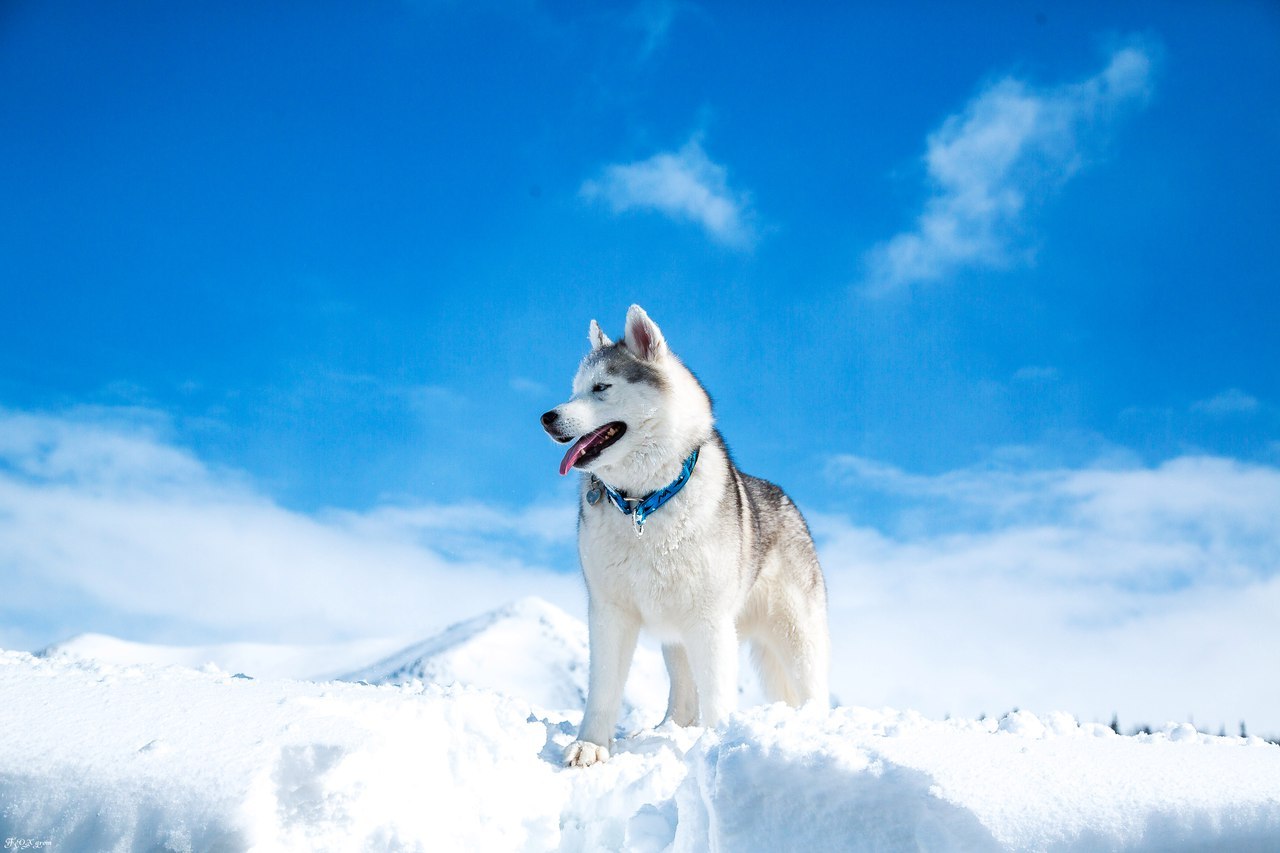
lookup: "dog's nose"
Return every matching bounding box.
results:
[540,410,559,428]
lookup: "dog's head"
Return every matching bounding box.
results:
[541,305,712,483]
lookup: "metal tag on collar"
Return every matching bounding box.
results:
[623,497,646,537]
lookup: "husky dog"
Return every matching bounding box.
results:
[541,305,830,767]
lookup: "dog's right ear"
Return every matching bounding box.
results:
[589,319,613,350]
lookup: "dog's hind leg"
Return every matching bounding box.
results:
[752,595,830,709]
[749,638,800,707]
[683,619,739,727]
[777,611,830,708]
[661,643,698,727]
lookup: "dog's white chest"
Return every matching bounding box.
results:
[580,493,741,639]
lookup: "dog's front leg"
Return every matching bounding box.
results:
[661,643,698,727]
[565,602,639,767]
[684,619,738,728]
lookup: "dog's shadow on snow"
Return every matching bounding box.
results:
[532,714,578,766]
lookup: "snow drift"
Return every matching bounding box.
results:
[4,598,1279,852]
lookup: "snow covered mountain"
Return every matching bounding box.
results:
[41,597,669,718]
[38,632,411,682]
[340,596,667,716]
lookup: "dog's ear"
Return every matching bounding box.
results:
[589,319,612,350]
[623,304,665,361]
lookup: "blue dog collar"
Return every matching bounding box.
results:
[593,447,700,536]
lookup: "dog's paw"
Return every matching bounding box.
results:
[563,740,609,767]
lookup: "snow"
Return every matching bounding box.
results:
[677,707,1280,852]
[39,633,412,682]
[3,598,1279,852]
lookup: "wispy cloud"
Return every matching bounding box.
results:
[818,451,1280,733]
[862,42,1154,295]
[627,0,682,60]
[1192,388,1259,416]
[0,407,582,651]
[581,137,756,248]
[509,377,549,397]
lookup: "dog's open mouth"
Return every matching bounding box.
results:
[559,422,627,476]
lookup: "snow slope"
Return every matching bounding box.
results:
[342,597,667,717]
[3,600,1280,852]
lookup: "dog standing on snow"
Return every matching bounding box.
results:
[541,305,830,767]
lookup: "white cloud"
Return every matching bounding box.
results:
[582,137,756,248]
[0,407,208,492]
[0,408,583,651]
[862,43,1154,294]
[818,452,1280,734]
[1192,388,1259,416]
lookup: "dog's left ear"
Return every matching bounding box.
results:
[623,304,665,361]
[589,319,613,350]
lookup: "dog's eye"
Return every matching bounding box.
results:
[592,383,611,394]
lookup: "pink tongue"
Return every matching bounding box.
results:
[559,424,614,476]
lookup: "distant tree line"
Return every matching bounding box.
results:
[962,710,1278,745]
[1106,712,1278,745]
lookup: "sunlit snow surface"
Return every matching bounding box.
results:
[4,599,1279,852]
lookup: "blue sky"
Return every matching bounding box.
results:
[2,2,1279,729]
